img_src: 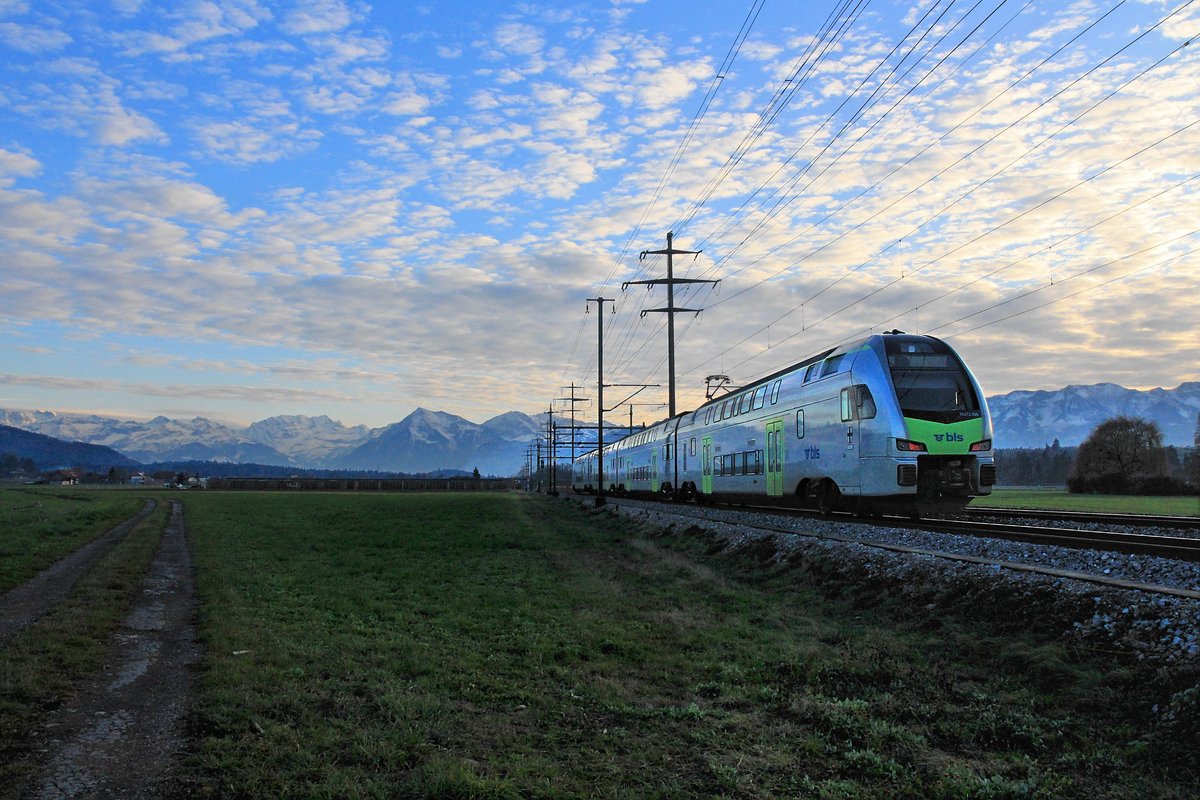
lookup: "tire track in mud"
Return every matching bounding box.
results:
[0,500,158,646]
[24,500,200,800]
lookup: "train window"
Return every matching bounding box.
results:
[752,387,766,410]
[857,385,877,419]
[770,380,781,404]
[690,438,696,456]
[723,454,734,475]
[841,388,854,422]
[721,400,731,420]
[752,450,762,474]
[821,354,844,377]
[740,393,752,414]
[803,364,818,383]
[795,409,806,438]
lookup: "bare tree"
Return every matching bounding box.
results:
[1069,416,1166,493]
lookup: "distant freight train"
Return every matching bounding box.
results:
[571,332,996,516]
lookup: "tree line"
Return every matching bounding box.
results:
[996,414,1199,495]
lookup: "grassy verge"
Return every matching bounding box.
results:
[0,499,170,794]
[182,492,1198,798]
[972,488,1199,515]
[0,486,146,593]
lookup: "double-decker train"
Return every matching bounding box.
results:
[571,332,996,516]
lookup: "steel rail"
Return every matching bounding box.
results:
[903,517,1200,562]
[963,506,1200,530]
[712,503,1200,561]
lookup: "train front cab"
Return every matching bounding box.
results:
[877,335,995,515]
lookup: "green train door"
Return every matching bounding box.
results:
[701,436,713,495]
[651,449,658,491]
[766,418,785,496]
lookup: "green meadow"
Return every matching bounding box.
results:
[971,488,1199,516]
[169,491,1199,798]
[0,487,145,593]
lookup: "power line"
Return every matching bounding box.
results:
[941,245,1200,339]
[694,42,1200,377]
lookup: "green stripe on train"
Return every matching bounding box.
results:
[904,417,985,455]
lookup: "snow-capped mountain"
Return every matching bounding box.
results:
[0,410,294,465]
[0,407,552,474]
[988,382,1199,448]
[334,408,528,475]
[244,414,374,465]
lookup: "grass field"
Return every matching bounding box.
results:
[177,491,1199,798]
[971,488,1199,516]
[0,486,146,593]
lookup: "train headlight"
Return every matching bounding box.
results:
[969,439,992,452]
[895,438,927,452]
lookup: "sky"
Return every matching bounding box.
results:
[1,0,1197,430]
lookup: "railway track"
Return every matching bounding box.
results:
[716,503,1200,563]
[700,503,1200,566]
[672,501,1200,563]
[964,506,1200,530]
[910,516,1200,562]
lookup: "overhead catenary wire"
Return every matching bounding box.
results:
[566,0,770,386]
[572,1,1196,415]
[687,0,1163,311]
[690,25,1199,378]
[692,0,1000,257]
[668,0,874,239]
[712,112,1200,378]
[611,0,950,382]
[600,0,872,381]
[940,245,1200,339]
[825,172,1200,347]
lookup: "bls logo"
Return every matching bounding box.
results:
[934,433,964,442]
[804,447,821,460]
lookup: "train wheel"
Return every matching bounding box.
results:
[817,481,838,516]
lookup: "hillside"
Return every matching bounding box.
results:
[0,425,139,470]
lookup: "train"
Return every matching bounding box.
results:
[571,332,996,516]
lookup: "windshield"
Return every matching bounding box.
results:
[886,339,980,423]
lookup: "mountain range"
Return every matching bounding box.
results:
[1,382,1196,474]
[987,382,1199,449]
[0,407,597,476]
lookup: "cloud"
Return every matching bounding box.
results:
[0,148,41,180]
[0,21,71,52]
[192,117,321,163]
[281,0,353,36]
[117,0,271,57]
[493,22,543,56]
[0,0,1196,427]
[3,57,169,147]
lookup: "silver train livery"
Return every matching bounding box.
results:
[571,332,996,516]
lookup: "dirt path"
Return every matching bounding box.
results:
[0,500,158,646]
[23,500,200,799]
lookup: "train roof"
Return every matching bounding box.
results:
[572,331,951,461]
